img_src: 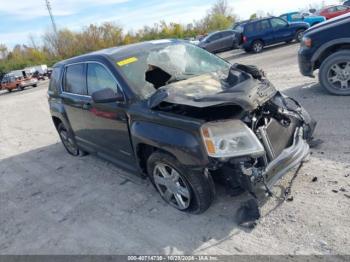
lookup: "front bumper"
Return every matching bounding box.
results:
[298,48,314,77]
[263,127,309,188]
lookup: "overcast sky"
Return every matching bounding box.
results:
[0,0,340,48]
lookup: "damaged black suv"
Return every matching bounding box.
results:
[48,39,316,213]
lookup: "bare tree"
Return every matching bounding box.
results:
[211,0,233,17]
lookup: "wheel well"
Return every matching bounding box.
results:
[136,143,175,176]
[315,44,350,70]
[52,116,62,130]
[253,39,264,45]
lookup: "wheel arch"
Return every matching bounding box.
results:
[312,39,350,70]
[130,121,209,175]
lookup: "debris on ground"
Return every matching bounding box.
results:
[286,196,294,202]
[312,177,318,182]
[332,189,339,193]
[236,199,261,228]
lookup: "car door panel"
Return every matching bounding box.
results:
[84,62,136,167]
[270,18,293,43]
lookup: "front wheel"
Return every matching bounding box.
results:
[147,152,215,214]
[319,50,350,95]
[295,29,305,42]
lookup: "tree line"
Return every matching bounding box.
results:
[0,0,235,78]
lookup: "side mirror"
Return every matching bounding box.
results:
[92,88,124,103]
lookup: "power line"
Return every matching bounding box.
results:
[45,0,58,35]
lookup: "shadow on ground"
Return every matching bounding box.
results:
[1,82,349,254]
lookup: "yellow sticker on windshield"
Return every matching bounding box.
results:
[117,57,138,66]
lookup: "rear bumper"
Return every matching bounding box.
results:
[263,128,309,188]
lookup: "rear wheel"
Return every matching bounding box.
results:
[295,29,305,42]
[147,152,215,214]
[319,50,350,95]
[57,123,79,156]
[251,40,264,53]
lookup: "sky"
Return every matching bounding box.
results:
[0,0,340,48]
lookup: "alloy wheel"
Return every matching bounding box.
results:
[327,62,350,91]
[253,42,263,53]
[59,127,79,155]
[153,163,191,210]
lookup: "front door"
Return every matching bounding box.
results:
[270,18,294,43]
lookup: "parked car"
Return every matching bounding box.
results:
[1,74,38,92]
[279,12,326,26]
[234,17,309,53]
[318,5,350,20]
[344,1,350,6]
[299,13,350,95]
[49,40,316,213]
[198,30,238,53]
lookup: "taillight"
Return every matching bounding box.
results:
[243,36,248,43]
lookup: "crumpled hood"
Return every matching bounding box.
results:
[148,70,277,111]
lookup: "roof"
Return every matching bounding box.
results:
[54,39,182,67]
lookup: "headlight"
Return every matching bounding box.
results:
[302,36,312,48]
[200,120,265,158]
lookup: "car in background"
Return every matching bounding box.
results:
[1,74,38,92]
[235,17,309,53]
[279,12,326,26]
[298,13,350,95]
[318,5,350,20]
[198,30,238,53]
[344,1,350,6]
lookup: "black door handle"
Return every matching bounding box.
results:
[82,102,92,110]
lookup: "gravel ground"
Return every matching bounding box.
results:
[0,42,349,255]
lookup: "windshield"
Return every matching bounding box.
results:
[117,43,230,99]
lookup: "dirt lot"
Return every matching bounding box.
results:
[0,43,349,255]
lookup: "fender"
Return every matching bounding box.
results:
[311,38,350,63]
[130,120,209,167]
[49,98,73,134]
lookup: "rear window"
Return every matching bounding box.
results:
[244,23,255,34]
[48,67,61,93]
[255,20,270,31]
[64,64,87,95]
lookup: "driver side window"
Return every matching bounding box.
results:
[87,63,120,96]
[270,18,288,29]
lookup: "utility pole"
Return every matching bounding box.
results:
[45,0,58,35]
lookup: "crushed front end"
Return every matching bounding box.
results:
[202,91,316,198]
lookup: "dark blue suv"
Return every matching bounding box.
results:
[234,17,309,53]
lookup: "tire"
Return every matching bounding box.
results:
[251,40,264,53]
[7,89,12,93]
[147,151,215,214]
[17,84,24,91]
[295,29,305,42]
[32,84,37,87]
[319,50,350,95]
[57,123,80,156]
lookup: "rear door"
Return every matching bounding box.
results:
[205,32,223,52]
[220,31,235,49]
[255,20,274,45]
[270,17,294,43]
[61,63,91,144]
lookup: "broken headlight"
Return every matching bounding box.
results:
[201,120,265,158]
